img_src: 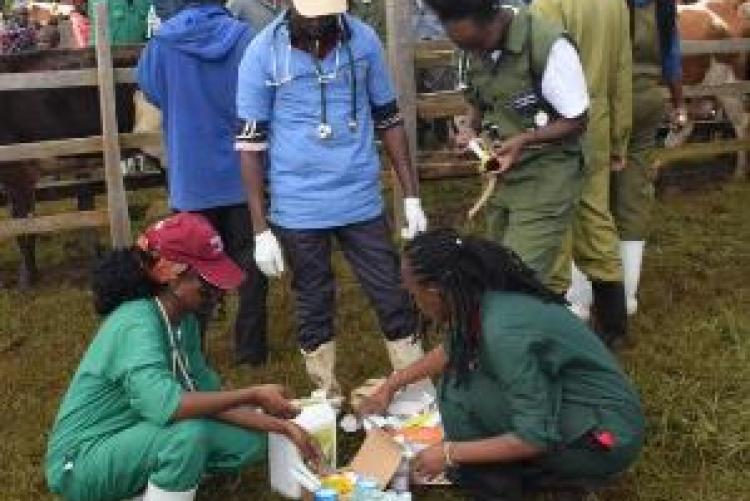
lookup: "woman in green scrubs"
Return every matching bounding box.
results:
[360,229,645,500]
[45,213,319,501]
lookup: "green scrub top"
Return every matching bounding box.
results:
[88,0,151,46]
[45,298,220,490]
[439,291,644,478]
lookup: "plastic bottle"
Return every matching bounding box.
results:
[389,436,413,494]
[269,392,337,499]
[353,477,379,501]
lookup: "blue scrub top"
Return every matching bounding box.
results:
[237,13,397,230]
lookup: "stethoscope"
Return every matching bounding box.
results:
[155,297,196,392]
[265,13,358,141]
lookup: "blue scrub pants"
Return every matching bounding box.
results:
[274,214,417,351]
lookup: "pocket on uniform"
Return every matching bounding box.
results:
[558,405,599,447]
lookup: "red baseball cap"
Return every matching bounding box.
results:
[138,213,245,291]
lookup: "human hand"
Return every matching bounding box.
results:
[413,442,448,479]
[252,384,299,419]
[402,198,427,240]
[490,135,526,174]
[356,380,397,417]
[669,105,689,131]
[611,155,626,172]
[284,421,324,469]
[254,229,285,277]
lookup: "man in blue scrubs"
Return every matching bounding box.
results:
[236,0,428,400]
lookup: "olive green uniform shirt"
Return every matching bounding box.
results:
[465,6,584,284]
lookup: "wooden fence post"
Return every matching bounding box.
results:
[95,3,132,248]
[385,0,418,234]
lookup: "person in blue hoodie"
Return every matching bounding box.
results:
[137,0,270,366]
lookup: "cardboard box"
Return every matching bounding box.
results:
[302,427,404,500]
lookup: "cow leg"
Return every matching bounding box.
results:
[8,185,38,289]
[76,173,102,258]
[714,94,748,180]
[708,62,749,179]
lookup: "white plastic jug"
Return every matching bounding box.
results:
[269,392,337,499]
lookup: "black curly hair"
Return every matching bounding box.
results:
[423,0,500,24]
[404,228,565,384]
[91,248,160,316]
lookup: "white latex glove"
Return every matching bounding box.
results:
[254,229,285,277]
[401,197,427,240]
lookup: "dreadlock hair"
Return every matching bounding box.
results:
[404,228,565,385]
[423,0,500,25]
[91,248,160,317]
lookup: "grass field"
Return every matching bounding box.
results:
[0,177,748,500]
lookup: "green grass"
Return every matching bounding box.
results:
[0,178,749,500]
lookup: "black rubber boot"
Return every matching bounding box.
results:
[591,280,629,349]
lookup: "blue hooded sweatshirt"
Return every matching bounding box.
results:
[137,4,254,211]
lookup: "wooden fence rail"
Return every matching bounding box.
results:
[0,5,140,245]
[0,67,135,91]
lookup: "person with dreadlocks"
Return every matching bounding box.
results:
[45,213,320,501]
[359,229,645,500]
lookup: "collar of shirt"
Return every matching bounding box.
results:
[501,5,527,55]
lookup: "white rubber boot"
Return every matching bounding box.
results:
[302,341,343,403]
[142,482,196,501]
[385,337,435,397]
[620,240,645,316]
[566,262,592,321]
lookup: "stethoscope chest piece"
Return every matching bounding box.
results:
[318,122,333,140]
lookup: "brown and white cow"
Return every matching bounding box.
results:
[667,0,749,153]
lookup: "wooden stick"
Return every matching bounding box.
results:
[95,3,131,248]
[385,0,417,234]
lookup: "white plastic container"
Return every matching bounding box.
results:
[269,392,337,499]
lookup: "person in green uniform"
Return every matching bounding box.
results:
[45,213,320,501]
[359,229,645,500]
[88,0,151,45]
[428,0,588,296]
[530,0,632,346]
[611,0,685,316]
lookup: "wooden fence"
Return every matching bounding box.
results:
[0,4,157,245]
[2,16,748,247]
[411,38,750,181]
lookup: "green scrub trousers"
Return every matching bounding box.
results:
[56,420,266,501]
